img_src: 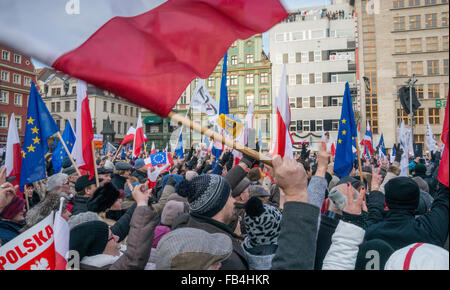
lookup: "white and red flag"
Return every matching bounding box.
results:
[132,113,145,158]
[5,113,22,191]
[0,0,287,118]
[438,94,449,187]
[73,80,95,179]
[360,121,375,156]
[273,65,293,159]
[122,126,149,146]
[53,204,69,270]
[150,142,156,155]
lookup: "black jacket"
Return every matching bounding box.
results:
[71,195,90,216]
[365,186,449,251]
[314,211,340,270]
[131,169,148,183]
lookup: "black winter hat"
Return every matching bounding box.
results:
[355,239,395,270]
[69,220,109,260]
[413,163,426,176]
[75,175,102,192]
[385,177,420,210]
[178,174,231,218]
[87,182,121,213]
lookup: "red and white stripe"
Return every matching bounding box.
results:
[5,113,22,190]
[132,113,145,158]
[54,209,70,270]
[0,0,287,117]
[150,142,156,155]
[273,65,293,159]
[73,80,95,178]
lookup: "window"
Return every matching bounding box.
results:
[207,77,214,87]
[51,102,55,112]
[315,73,322,84]
[429,108,441,124]
[409,15,421,29]
[393,0,405,7]
[301,52,309,63]
[0,91,9,104]
[425,13,437,28]
[74,100,77,111]
[303,120,310,131]
[316,96,323,108]
[275,33,285,42]
[397,108,410,125]
[15,117,21,130]
[426,37,438,51]
[282,53,288,64]
[246,74,254,85]
[314,51,321,62]
[428,83,440,98]
[445,83,449,96]
[444,36,449,50]
[124,106,128,115]
[231,55,238,65]
[396,62,408,76]
[0,116,7,128]
[111,103,115,113]
[310,96,315,108]
[316,120,323,131]
[118,104,122,115]
[229,94,238,108]
[309,73,315,84]
[443,12,449,26]
[226,76,230,86]
[13,74,20,84]
[230,75,238,86]
[289,75,296,86]
[103,101,108,112]
[118,122,122,134]
[1,71,10,82]
[55,102,60,112]
[409,0,420,6]
[332,120,339,131]
[411,61,423,75]
[289,98,295,108]
[13,54,21,64]
[414,134,425,145]
[1,50,10,61]
[72,86,76,95]
[302,73,309,85]
[130,107,133,117]
[296,120,303,132]
[410,38,422,52]
[395,39,407,53]
[416,84,424,99]
[246,54,254,64]
[65,101,70,112]
[24,77,31,86]
[425,0,437,3]
[51,88,61,96]
[414,108,425,125]
[246,93,254,106]
[14,93,22,106]
[311,30,324,39]
[260,73,268,84]
[427,60,439,75]
[260,92,269,106]
[302,97,310,108]
[292,31,304,41]
[394,17,405,31]
[296,97,302,108]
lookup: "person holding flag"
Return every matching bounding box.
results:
[52,121,76,174]
[20,83,60,192]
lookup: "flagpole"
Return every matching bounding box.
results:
[353,137,364,183]
[168,111,273,167]
[113,144,123,160]
[56,131,81,176]
[91,142,99,187]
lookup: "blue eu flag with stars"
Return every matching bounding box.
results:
[150,152,168,166]
[333,82,358,178]
[20,82,59,191]
[52,121,76,174]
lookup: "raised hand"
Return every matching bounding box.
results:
[272,155,308,203]
[342,182,366,215]
[371,165,383,191]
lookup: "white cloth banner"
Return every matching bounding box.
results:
[190,79,219,123]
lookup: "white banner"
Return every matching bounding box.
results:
[190,79,219,123]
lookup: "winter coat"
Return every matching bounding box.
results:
[71,195,90,216]
[365,186,449,251]
[315,211,340,270]
[110,203,137,242]
[172,212,249,270]
[152,184,175,215]
[241,242,277,270]
[0,218,24,246]
[131,169,148,183]
[80,205,159,270]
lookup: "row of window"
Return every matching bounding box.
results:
[226,92,270,108]
[397,107,442,125]
[275,51,354,65]
[289,96,343,109]
[0,115,22,129]
[275,28,354,43]
[278,73,356,86]
[289,119,338,133]
[102,119,132,135]
[396,83,449,99]
[103,101,138,116]
[207,72,269,87]
[394,36,449,54]
[1,50,22,64]
[228,54,255,66]
[49,86,77,96]
[393,0,448,9]
[0,91,24,106]
[393,12,448,31]
[1,70,32,86]
[395,59,449,76]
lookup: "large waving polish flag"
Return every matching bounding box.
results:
[133,113,145,158]
[73,80,95,179]
[5,113,22,190]
[273,65,293,159]
[0,0,287,117]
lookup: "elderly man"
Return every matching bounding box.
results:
[71,175,102,216]
[47,173,71,194]
[131,159,148,183]
[63,167,79,195]
[97,168,112,186]
[111,162,132,193]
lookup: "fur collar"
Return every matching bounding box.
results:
[81,254,120,268]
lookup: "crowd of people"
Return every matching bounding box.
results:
[0,141,448,270]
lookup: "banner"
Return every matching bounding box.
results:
[216,114,244,138]
[0,213,55,270]
[93,134,103,149]
[190,79,219,124]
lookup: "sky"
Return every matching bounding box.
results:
[32,0,329,68]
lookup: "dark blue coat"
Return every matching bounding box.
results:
[0,218,24,246]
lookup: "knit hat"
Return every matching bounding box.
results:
[134,159,145,170]
[87,182,121,213]
[355,239,395,270]
[68,211,102,230]
[155,228,232,270]
[243,196,282,248]
[384,243,449,270]
[385,177,420,210]
[152,225,171,249]
[177,174,231,218]
[69,220,109,260]
[0,196,25,220]
[248,168,261,182]
[232,177,251,198]
[248,185,270,198]
[161,200,185,226]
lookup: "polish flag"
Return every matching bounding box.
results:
[5,113,22,191]
[438,93,449,187]
[121,127,136,145]
[150,142,156,155]
[54,208,69,270]
[73,80,95,179]
[133,113,145,158]
[0,0,288,118]
[273,65,293,159]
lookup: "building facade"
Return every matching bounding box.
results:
[36,68,140,144]
[269,1,359,151]
[355,0,448,151]
[0,45,36,145]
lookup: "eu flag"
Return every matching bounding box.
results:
[333,83,358,178]
[20,82,59,191]
[219,52,229,116]
[52,121,76,174]
[150,152,168,166]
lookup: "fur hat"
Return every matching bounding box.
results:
[385,177,420,210]
[87,182,121,213]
